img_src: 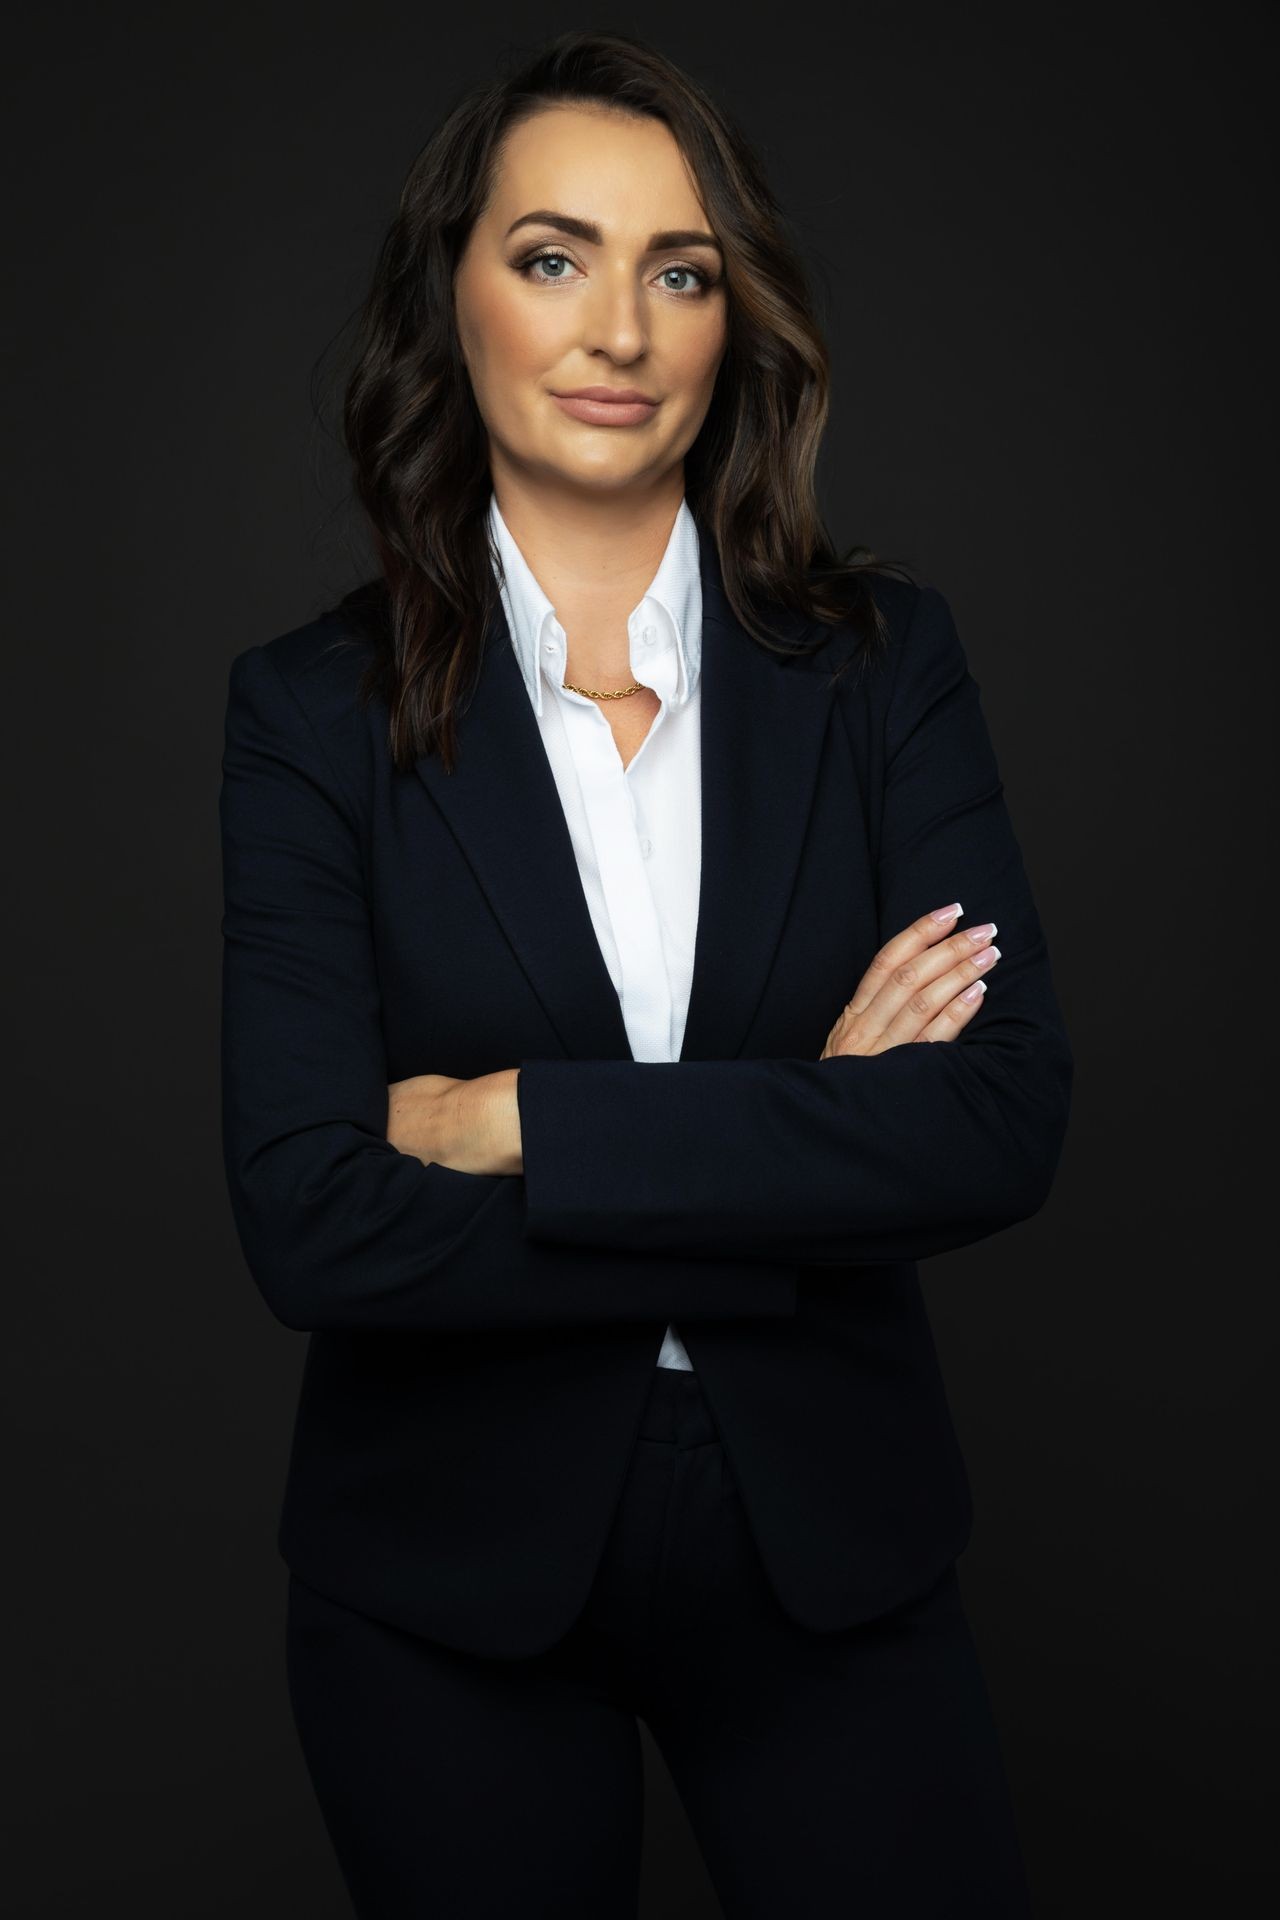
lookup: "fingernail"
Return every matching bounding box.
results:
[931,902,963,922]
[973,944,1001,969]
[966,922,997,943]
[961,980,987,1002]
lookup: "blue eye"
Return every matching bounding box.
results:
[514,248,717,298]
[522,250,574,282]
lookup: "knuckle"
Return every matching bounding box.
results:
[891,960,918,989]
[833,1014,866,1054]
[908,988,933,1018]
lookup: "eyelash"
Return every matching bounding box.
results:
[513,246,717,298]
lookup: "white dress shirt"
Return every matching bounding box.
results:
[487,490,702,1371]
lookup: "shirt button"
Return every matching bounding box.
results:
[642,626,656,645]
[639,837,653,857]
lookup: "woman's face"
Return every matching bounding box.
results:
[454,104,728,499]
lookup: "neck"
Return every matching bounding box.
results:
[492,467,685,686]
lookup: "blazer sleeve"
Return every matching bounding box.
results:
[515,585,1074,1266]
[219,642,798,1332]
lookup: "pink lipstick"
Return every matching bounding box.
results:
[550,386,660,427]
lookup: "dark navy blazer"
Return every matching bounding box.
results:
[218,526,1073,1659]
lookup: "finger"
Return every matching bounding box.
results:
[839,917,998,1041]
[914,977,990,1042]
[873,942,1001,1049]
[843,904,986,1021]
[822,937,1001,1059]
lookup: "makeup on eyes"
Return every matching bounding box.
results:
[511,244,719,298]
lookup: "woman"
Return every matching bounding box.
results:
[219,29,1072,1918]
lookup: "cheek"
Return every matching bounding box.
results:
[474,288,562,382]
[494,307,549,375]
[460,279,540,405]
[667,310,727,395]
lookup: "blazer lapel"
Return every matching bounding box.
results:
[412,600,634,1062]
[412,518,836,1065]
[682,532,835,1061]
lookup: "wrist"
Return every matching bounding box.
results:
[495,1067,523,1175]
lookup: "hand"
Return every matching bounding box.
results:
[819,903,1001,1058]
[386,1069,523,1175]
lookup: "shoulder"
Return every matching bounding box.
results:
[885,580,970,705]
[866,573,963,664]
[225,600,383,774]
[246,601,377,713]
[811,569,960,688]
[854,573,969,702]
[812,573,980,775]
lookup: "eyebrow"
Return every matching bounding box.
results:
[504,209,723,255]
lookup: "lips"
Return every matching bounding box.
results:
[550,389,660,428]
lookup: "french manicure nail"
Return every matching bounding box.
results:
[973,944,1001,969]
[966,922,997,943]
[961,980,987,1002]
[931,902,963,922]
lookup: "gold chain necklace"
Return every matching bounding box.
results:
[561,679,646,700]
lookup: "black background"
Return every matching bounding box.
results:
[5,2,1275,1913]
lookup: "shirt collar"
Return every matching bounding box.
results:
[486,489,703,719]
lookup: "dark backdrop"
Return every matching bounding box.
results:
[6,3,1275,1914]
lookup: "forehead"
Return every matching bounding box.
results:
[488,106,708,229]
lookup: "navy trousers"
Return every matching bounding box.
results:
[285,1362,1034,1917]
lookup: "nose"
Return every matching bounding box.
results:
[579,260,648,363]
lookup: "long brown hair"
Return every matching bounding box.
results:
[318,29,913,774]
